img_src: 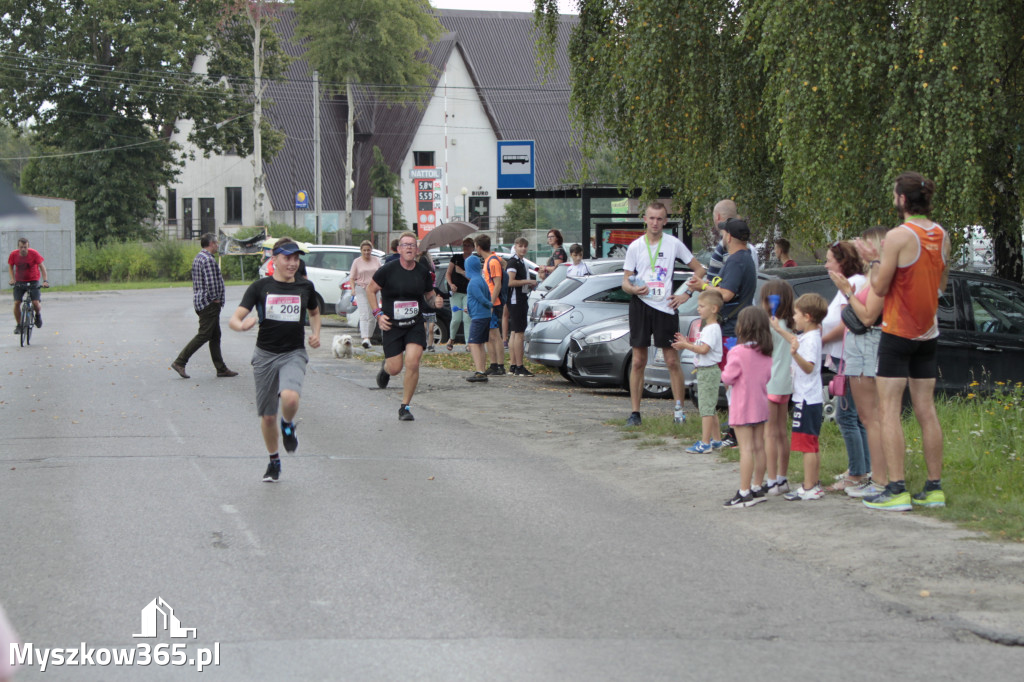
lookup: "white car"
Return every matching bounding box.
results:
[259,244,384,315]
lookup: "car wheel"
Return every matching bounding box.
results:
[822,391,837,422]
[623,354,671,399]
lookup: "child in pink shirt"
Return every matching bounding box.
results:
[720,306,774,508]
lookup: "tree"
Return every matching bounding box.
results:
[539,1,1024,282]
[295,0,443,244]
[367,145,405,233]
[0,0,286,244]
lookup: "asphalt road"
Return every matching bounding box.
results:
[1,286,1022,681]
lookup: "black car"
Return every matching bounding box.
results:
[628,266,1024,403]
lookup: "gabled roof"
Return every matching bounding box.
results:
[260,8,578,213]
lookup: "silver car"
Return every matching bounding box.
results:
[527,258,626,311]
[526,270,691,379]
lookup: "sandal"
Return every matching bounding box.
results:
[827,477,864,492]
[446,340,454,351]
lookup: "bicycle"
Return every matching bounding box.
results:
[15,282,42,347]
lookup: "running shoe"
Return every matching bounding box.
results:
[14,324,21,334]
[516,365,535,377]
[281,419,298,453]
[484,364,506,376]
[784,484,824,501]
[466,372,488,383]
[362,339,371,349]
[686,440,712,454]
[911,488,946,508]
[427,345,435,352]
[773,479,791,496]
[723,491,763,508]
[625,412,642,427]
[719,434,738,449]
[262,459,281,483]
[863,488,912,511]
[845,481,884,499]
[750,485,766,501]
[398,404,414,421]
[709,439,725,450]
[376,360,390,388]
[34,312,42,328]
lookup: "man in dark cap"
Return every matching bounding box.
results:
[687,217,757,339]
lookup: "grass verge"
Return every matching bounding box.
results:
[616,386,1024,542]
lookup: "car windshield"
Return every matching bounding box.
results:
[538,264,570,293]
[545,277,584,300]
[304,251,360,271]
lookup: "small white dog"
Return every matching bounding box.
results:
[332,334,354,359]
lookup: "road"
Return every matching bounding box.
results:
[1,286,1022,681]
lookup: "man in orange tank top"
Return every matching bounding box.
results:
[857,171,950,512]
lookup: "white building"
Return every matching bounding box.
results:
[163,8,579,244]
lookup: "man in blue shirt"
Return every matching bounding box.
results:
[171,233,238,379]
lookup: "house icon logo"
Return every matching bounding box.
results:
[133,597,197,639]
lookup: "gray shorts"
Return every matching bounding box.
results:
[695,364,722,418]
[844,328,881,377]
[251,347,309,417]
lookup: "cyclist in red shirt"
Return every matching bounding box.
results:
[8,237,48,333]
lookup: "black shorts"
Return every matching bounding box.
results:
[13,281,41,302]
[508,301,528,333]
[876,332,938,379]
[628,297,679,349]
[382,323,427,359]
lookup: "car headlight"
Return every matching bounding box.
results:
[584,328,629,345]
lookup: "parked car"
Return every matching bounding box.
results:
[526,269,693,378]
[259,244,385,315]
[645,265,1024,408]
[527,258,626,311]
[565,314,670,398]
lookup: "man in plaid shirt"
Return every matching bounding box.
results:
[170,233,238,379]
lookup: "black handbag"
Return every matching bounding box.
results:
[841,301,880,335]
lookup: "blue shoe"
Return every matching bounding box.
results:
[686,440,712,454]
[709,439,725,450]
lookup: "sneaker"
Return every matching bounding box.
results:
[466,371,489,383]
[764,481,779,496]
[491,365,507,376]
[281,420,298,453]
[774,479,791,495]
[516,365,535,377]
[686,440,712,454]
[625,412,642,427]
[14,324,21,334]
[34,312,42,328]
[709,439,725,450]
[483,364,500,376]
[751,485,766,501]
[719,434,738,449]
[911,488,946,508]
[169,362,190,379]
[362,339,371,349]
[427,345,435,353]
[723,491,763,508]
[398,404,414,421]
[784,485,824,501]
[864,488,912,511]
[376,360,390,389]
[845,481,884,499]
[262,459,281,482]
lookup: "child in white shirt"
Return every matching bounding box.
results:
[565,244,593,277]
[672,290,724,453]
[770,292,828,501]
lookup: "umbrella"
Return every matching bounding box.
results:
[0,176,30,218]
[417,221,478,252]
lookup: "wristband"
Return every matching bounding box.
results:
[372,307,383,318]
[869,260,880,268]
[701,282,708,291]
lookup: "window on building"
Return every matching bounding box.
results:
[413,151,435,167]
[226,187,242,224]
[167,189,177,222]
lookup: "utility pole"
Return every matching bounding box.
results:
[247,1,269,227]
[314,70,322,245]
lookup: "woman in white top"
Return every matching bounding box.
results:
[822,241,870,491]
[347,241,381,348]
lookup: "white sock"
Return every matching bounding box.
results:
[739,489,750,497]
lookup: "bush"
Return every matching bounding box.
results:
[150,240,195,280]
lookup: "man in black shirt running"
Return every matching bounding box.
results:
[366,231,444,421]
[229,238,321,482]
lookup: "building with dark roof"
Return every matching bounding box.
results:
[164,8,578,241]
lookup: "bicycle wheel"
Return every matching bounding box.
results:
[20,304,32,347]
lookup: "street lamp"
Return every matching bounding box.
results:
[460,186,468,223]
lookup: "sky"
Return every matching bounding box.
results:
[430,1,578,14]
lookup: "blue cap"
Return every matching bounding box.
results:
[272,242,303,255]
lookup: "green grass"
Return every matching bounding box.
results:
[617,388,1024,542]
[47,280,251,292]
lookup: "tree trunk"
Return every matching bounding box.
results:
[344,79,355,245]
[250,6,268,228]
